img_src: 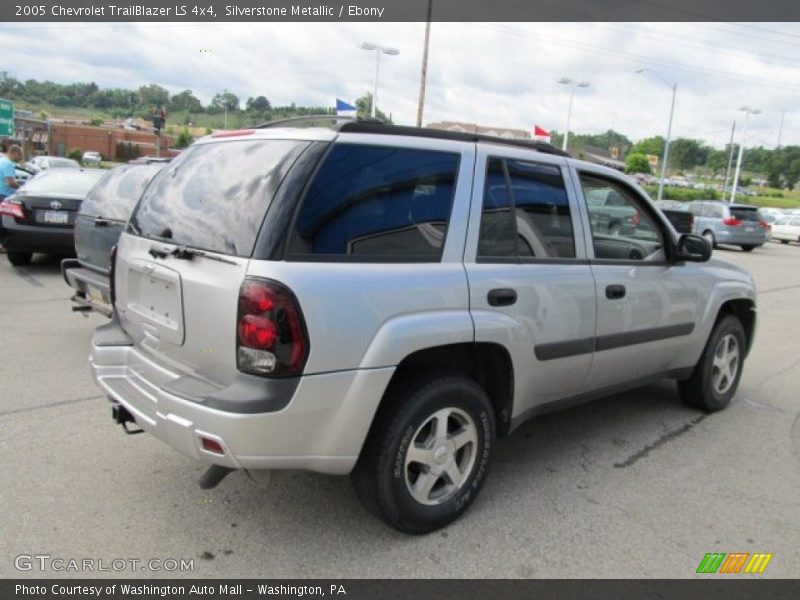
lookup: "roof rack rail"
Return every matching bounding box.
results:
[254,115,386,129]
[337,121,571,157]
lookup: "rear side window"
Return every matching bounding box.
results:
[131,139,308,256]
[478,157,575,259]
[80,165,162,221]
[288,144,460,261]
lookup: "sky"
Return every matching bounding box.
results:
[1,21,799,148]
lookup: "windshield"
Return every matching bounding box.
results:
[50,158,80,168]
[22,169,106,196]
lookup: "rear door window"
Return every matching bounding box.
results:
[288,144,460,261]
[478,158,575,259]
[130,139,309,256]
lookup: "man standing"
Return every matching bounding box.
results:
[0,145,24,253]
[0,144,23,201]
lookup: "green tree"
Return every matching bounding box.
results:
[355,92,391,122]
[170,89,203,113]
[210,91,240,113]
[175,129,194,148]
[246,96,271,112]
[625,153,652,174]
[630,136,665,158]
[137,84,170,110]
[668,138,710,171]
[67,147,82,161]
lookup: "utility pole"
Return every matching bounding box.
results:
[730,106,761,204]
[776,109,786,149]
[722,120,736,202]
[657,82,677,203]
[415,0,433,127]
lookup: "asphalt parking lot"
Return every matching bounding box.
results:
[1,242,799,579]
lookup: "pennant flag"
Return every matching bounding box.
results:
[336,99,357,116]
[533,125,551,142]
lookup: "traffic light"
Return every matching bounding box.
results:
[152,106,167,132]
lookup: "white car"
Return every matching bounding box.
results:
[25,155,81,173]
[82,151,102,165]
[771,216,800,245]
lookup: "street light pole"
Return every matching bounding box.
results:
[360,42,400,120]
[637,68,677,203]
[415,0,433,127]
[730,106,761,204]
[558,78,590,152]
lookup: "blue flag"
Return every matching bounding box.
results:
[336,99,357,115]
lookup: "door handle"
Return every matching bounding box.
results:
[488,288,517,307]
[605,284,626,299]
[94,218,111,227]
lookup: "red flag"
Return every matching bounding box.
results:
[534,125,550,137]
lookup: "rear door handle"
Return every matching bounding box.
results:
[488,288,517,307]
[94,218,111,227]
[605,284,626,299]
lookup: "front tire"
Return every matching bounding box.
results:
[678,315,746,412]
[7,251,32,266]
[351,374,495,534]
[740,245,755,252]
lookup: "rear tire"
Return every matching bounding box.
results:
[7,251,32,266]
[702,230,716,249]
[351,374,495,534]
[740,245,755,252]
[780,240,789,244]
[678,315,746,412]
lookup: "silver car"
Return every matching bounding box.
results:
[688,201,769,252]
[89,120,757,533]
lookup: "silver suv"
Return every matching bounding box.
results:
[90,119,757,533]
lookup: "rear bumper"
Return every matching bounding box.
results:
[90,322,395,474]
[714,228,766,246]
[61,260,112,316]
[0,215,74,253]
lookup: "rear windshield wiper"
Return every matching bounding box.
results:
[162,244,238,265]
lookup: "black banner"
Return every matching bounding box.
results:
[4,579,800,600]
[2,0,799,22]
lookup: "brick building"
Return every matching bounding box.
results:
[48,123,174,160]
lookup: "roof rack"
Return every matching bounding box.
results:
[337,122,571,157]
[254,115,385,129]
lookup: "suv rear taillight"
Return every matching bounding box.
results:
[236,279,309,377]
[759,220,770,230]
[0,199,26,221]
[722,216,741,227]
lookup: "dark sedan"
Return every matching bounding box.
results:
[62,164,163,315]
[0,168,105,265]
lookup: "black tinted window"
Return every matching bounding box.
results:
[80,165,162,221]
[289,144,460,260]
[131,139,308,256]
[478,158,575,259]
[730,207,761,221]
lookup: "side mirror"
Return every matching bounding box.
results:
[675,234,711,262]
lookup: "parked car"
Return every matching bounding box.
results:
[759,207,785,224]
[0,168,105,265]
[82,151,103,165]
[90,121,756,534]
[24,155,81,174]
[770,215,800,245]
[127,156,172,165]
[14,166,34,186]
[687,201,769,251]
[62,164,164,316]
[654,200,694,234]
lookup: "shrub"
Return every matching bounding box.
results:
[67,147,82,161]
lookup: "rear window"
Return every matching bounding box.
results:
[130,139,309,256]
[730,207,761,221]
[288,144,460,261]
[80,165,163,221]
[22,169,105,196]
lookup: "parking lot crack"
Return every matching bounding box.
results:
[0,394,104,417]
[613,415,707,468]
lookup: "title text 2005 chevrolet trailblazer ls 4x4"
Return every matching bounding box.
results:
[90,119,756,533]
